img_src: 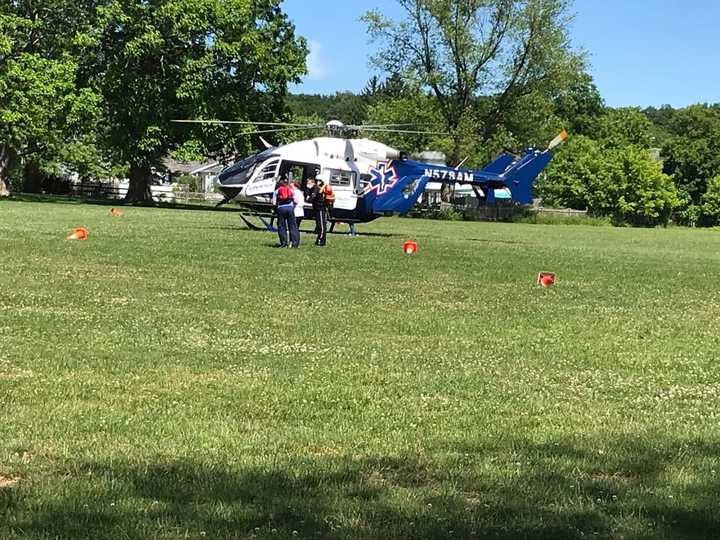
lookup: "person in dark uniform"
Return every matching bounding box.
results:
[272,177,298,248]
[304,171,319,233]
[305,177,327,246]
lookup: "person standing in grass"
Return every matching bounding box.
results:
[272,177,298,248]
[321,180,335,210]
[304,172,319,232]
[329,220,358,237]
[291,180,305,233]
[305,177,327,246]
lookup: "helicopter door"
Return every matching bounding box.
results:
[327,169,357,211]
[279,161,320,188]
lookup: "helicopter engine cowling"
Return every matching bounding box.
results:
[356,141,402,162]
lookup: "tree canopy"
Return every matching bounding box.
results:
[0,0,307,201]
[538,134,680,226]
[85,0,307,201]
[0,1,101,195]
[363,0,585,163]
[661,105,720,207]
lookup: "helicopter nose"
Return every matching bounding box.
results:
[218,184,242,200]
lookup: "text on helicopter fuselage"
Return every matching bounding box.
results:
[423,169,474,182]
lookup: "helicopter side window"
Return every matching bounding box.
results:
[328,169,355,188]
[256,159,279,182]
[218,150,277,185]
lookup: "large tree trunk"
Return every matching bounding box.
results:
[23,160,44,193]
[0,145,13,197]
[124,162,153,203]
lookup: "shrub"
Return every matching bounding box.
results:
[175,173,200,193]
[539,138,680,226]
[700,175,720,226]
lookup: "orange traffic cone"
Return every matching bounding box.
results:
[403,240,417,254]
[111,208,123,217]
[66,227,89,241]
[537,272,556,287]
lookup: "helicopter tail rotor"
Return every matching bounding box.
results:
[547,129,569,150]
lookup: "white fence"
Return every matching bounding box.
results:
[71,182,224,203]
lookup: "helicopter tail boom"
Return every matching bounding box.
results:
[499,149,554,204]
[369,136,563,212]
[480,153,517,175]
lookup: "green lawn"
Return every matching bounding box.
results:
[2,197,720,539]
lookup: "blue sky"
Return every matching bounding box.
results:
[283,0,720,108]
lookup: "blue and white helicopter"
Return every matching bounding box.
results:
[177,119,567,229]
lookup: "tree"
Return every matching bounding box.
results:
[362,74,411,102]
[326,92,368,125]
[593,107,654,149]
[362,75,382,100]
[536,135,600,209]
[0,53,76,195]
[286,94,335,119]
[363,0,584,164]
[552,72,605,136]
[661,104,720,206]
[377,73,411,100]
[365,89,449,155]
[502,89,564,150]
[276,113,325,145]
[643,104,676,147]
[539,136,679,225]
[83,0,307,202]
[0,1,99,196]
[609,145,679,226]
[700,174,720,226]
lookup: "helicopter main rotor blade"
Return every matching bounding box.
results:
[228,126,325,136]
[349,123,421,128]
[356,127,448,135]
[172,119,319,127]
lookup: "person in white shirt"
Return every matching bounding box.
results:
[291,181,305,242]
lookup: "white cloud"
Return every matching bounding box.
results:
[306,40,328,80]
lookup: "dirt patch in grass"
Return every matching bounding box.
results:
[591,471,638,484]
[0,475,20,488]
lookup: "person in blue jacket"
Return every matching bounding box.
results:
[272,177,299,248]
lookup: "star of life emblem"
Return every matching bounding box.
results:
[365,161,399,196]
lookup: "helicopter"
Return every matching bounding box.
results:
[174,119,567,230]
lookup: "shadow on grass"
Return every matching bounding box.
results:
[3,193,235,213]
[5,436,720,539]
[327,231,402,238]
[4,194,407,238]
[467,237,532,246]
[3,193,88,205]
[201,224,403,238]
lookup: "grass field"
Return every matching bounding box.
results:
[2,197,720,539]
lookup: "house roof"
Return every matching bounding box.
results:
[162,158,223,175]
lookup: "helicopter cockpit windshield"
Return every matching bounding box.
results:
[218,149,277,186]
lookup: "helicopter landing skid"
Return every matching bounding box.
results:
[239,213,277,232]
